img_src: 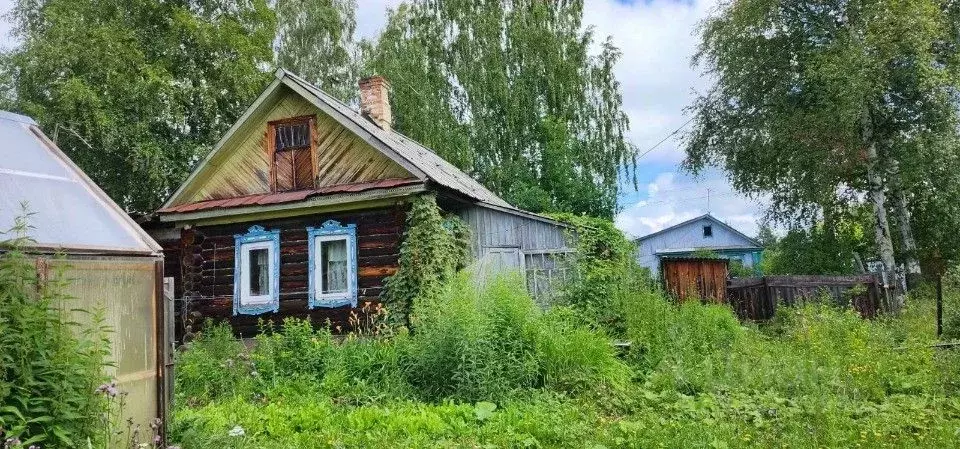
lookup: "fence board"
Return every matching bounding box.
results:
[727,275,883,320]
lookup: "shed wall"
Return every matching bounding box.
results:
[457,205,571,254]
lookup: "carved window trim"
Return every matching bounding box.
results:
[233,225,281,316]
[307,220,358,309]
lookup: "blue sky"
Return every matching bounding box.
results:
[0,0,767,238]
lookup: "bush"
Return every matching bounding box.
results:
[174,272,628,408]
[0,230,110,447]
[173,260,960,448]
[406,273,629,401]
[175,321,254,406]
[549,213,648,333]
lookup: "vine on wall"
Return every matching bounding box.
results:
[382,194,470,328]
[549,213,646,333]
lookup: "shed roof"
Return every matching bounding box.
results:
[0,111,161,255]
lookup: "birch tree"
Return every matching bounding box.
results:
[367,0,635,218]
[276,0,359,102]
[5,0,276,213]
[685,0,960,308]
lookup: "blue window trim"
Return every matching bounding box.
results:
[307,220,358,309]
[233,225,281,316]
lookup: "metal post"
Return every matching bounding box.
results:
[937,275,943,338]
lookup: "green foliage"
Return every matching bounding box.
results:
[686,0,960,279]
[407,273,629,402]
[173,272,960,448]
[549,213,646,332]
[175,272,626,409]
[5,0,276,213]
[941,265,960,340]
[275,0,359,102]
[368,1,635,218]
[760,217,871,275]
[728,259,755,278]
[0,221,111,447]
[382,195,469,328]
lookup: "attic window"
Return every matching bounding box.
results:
[703,225,713,237]
[269,116,316,192]
[275,121,311,151]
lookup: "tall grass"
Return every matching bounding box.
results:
[0,228,111,447]
[173,271,960,448]
[174,273,629,408]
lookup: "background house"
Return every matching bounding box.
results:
[635,214,762,275]
[0,111,168,430]
[148,69,574,338]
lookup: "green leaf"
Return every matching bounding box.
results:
[474,401,497,421]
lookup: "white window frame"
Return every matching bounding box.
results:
[307,220,358,309]
[239,241,275,305]
[233,225,280,315]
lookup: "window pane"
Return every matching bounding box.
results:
[275,121,311,151]
[248,248,270,296]
[321,239,348,294]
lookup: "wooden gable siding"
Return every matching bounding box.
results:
[170,205,405,337]
[179,87,412,204]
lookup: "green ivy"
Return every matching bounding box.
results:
[382,195,470,329]
[549,213,647,334]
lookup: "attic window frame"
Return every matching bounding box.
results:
[268,115,318,192]
[703,225,713,238]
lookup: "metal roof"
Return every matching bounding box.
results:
[0,111,162,254]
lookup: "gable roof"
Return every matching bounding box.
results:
[163,68,512,212]
[0,111,161,255]
[635,213,762,248]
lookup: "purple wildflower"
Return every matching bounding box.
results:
[95,381,119,398]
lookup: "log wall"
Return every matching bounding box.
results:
[165,206,405,338]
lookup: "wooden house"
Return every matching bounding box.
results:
[148,69,573,337]
[0,111,169,432]
[635,214,763,275]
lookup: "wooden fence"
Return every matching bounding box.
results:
[727,275,885,320]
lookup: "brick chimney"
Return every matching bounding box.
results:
[358,75,392,131]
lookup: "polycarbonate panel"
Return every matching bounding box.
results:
[0,173,147,250]
[0,112,155,252]
[54,258,159,429]
[0,112,71,177]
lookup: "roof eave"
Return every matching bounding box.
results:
[159,183,426,224]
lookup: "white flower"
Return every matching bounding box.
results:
[228,426,245,437]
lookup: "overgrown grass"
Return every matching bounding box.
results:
[172,273,960,448]
[0,227,112,448]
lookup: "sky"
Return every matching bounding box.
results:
[0,0,767,238]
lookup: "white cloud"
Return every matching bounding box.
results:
[583,0,718,165]
[616,170,766,239]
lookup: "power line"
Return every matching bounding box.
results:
[633,190,739,208]
[634,115,696,161]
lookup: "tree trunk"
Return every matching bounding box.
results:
[894,189,921,286]
[861,112,903,311]
[889,159,922,289]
